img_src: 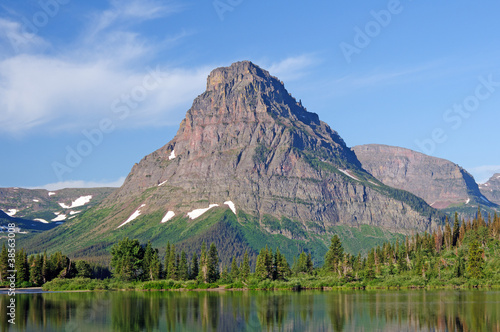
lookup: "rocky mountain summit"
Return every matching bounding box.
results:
[22,61,443,261]
[104,61,439,231]
[353,144,496,211]
[480,174,500,205]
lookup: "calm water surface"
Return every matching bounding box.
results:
[0,289,499,331]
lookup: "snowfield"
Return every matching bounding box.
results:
[224,201,236,214]
[161,211,175,223]
[187,204,219,219]
[118,204,146,228]
[59,195,92,209]
[169,150,176,160]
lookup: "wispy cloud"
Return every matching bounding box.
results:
[0,1,209,136]
[29,176,126,191]
[266,54,319,81]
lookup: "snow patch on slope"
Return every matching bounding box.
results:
[224,201,236,214]
[339,169,360,181]
[158,180,168,186]
[466,198,470,204]
[6,209,18,217]
[34,218,48,223]
[187,204,219,220]
[59,195,92,209]
[48,192,56,196]
[161,211,175,223]
[33,199,39,202]
[169,150,176,160]
[69,210,81,215]
[52,214,67,222]
[118,204,146,228]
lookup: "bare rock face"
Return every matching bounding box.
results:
[353,144,493,209]
[480,174,500,205]
[103,61,440,235]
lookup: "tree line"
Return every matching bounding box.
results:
[3,208,499,287]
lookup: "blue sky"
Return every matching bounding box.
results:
[1,0,499,189]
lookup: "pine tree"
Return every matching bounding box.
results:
[198,241,208,283]
[15,249,29,283]
[325,235,344,274]
[467,239,484,279]
[190,253,199,280]
[178,251,189,281]
[240,250,250,281]
[255,248,269,281]
[164,242,171,278]
[230,255,240,281]
[454,250,465,278]
[444,218,452,249]
[143,241,154,281]
[167,244,177,280]
[30,254,44,286]
[0,244,8,282]
[207,243,219,283]
[452,212,460,247]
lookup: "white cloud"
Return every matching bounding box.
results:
[0,55,210,134]
[30,176,126,191]
[0,18,49,55]
[468,165,500,184]
[266,54,319,82]
[0,1,210,136]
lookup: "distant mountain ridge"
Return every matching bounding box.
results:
[480,174,500,205]
[353,144,497,216]
[0,187,116,232]
[18,61,444,263]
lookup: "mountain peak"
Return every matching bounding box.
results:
[207,61,271,91]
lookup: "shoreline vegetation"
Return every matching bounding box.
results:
[2,208,500,293]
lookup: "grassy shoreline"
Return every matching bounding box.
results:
[38,275,500,292]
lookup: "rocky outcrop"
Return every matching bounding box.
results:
[353,144,494,209]
[102,61,441,235]
[480,174,500,205]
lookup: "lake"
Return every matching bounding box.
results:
[0,289,499,331]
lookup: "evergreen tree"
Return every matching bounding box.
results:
[325,235,344,274]
[452,212,460,247]
[167,244,177,280]
[198,241,208,283]
[41,251,49,283]
[0,244,8,282]
[255,248,269,280]
[143,241,154,281]
[75,260,93,278]
[30,254,44,286]
[230,255,240,281]
[274,248,291,280]
[467,239,484,279]
[15,249,29,283]
[164,242,171,278]
[191,253,199,280]
[454,250,465,278]
[207,243,219,283]
[110,238,145,281]
[444,218,452,249]
[240,250,250,281]
[178,251,189,281]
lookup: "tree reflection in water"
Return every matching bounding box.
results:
[0,289,499,331]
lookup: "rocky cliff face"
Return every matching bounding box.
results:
[101,61,440,234]
[480,174,500,205]
[353,144,494,210]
